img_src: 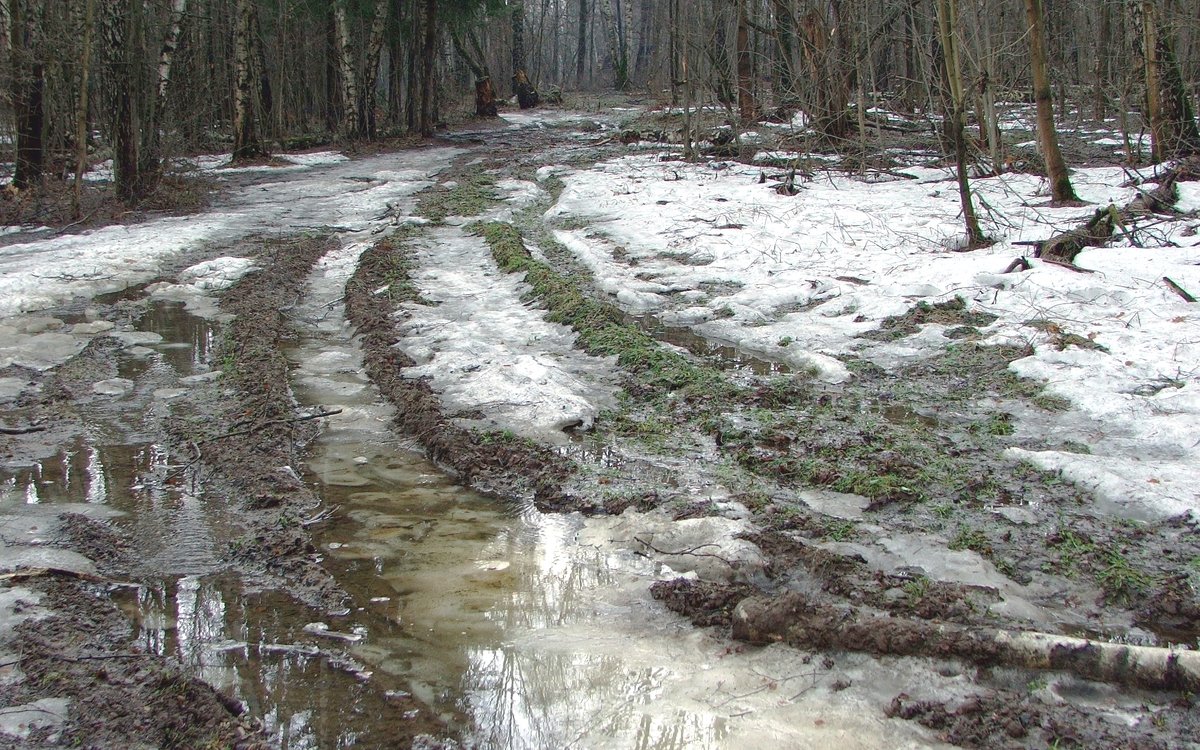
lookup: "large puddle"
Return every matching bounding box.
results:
[0,255,947,748]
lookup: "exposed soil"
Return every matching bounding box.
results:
[343,234,578,510]
[0,512,262,748]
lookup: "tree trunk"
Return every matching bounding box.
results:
[103,0,141,200]
[511,0,526,95]
[325,7,339,133]
[1024,0,1079,203]
[602,0,629,90]
[73,0,95,216]
[11,0,45,190]
[362,0,389,137]
[1139,0,1200,160]
[576,0,588,85]
[799,1,853,143]
[772,0,795,107]
[736,0,754,123]
[144,0,189,184]
[334,2,361,139]
[935,0,985,247]
[450,27,497,117]
[417,0,437,136]
[511,0,538,107]
[232,0,267,161]
[730,591,1200,694]
[1093,0,1111,121]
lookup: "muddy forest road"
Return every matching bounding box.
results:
[0,109,1198,750]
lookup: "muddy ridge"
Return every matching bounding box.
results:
[169,235,347,612]
[344,234,577,509]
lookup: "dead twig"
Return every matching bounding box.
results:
[199,409,342,445]
[1162,276,1197,303]
[1040,257,1095,274]
[632,536,736,567]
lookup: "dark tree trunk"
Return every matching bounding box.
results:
[1140,0,1200,160]
[11,0,45,190]
[511,0,526,95]
[476,77,498,116]
[451,27,498,117]
[417,0,437,135]
[736,0,754,122]
[576,0,588,84]
[103,0,142,201]
[773,0,795,106]
[325,7,339,133]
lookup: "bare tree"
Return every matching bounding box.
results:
[1024,0,1079,203]
[736,0,754,122]
[935,0,985,247]
[232,0,268,161]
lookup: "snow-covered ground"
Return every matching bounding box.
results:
[0,146,457,380]
[546,154,1200,520]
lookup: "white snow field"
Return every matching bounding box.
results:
[546,153,1200,521]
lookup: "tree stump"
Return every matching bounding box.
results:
[474,76,498,118]
[513,69,539,109]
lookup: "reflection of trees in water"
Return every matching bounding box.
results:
[463,642,724,749]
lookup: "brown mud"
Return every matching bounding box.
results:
[343,235,578,511]
[186,235,346,611]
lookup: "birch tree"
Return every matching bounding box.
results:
[232,0,268,161]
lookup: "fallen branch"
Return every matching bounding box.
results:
[731,592,1200,693]
[633,536,737,567]
[1163,276,1197,302]
[1040,257,1095,274]
[1031,156,1200,263]
[0,425,45,435]
[1002,257,1032,273]
[199,409,342,445]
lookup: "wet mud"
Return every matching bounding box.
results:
[3,109,1199,749]
[343,236,577,511]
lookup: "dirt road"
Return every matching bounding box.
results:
[0,109,1196,749]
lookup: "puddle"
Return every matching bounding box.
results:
[270,243,950,748]
[878,404,940,429]
[1,260,947,749]
[625,314,789,376]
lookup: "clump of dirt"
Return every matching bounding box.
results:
[52,513,131,577]
[1137,573,1200,644]
[38,336,123,403]
[862,297,999,341]
[886,689,1192,750]
[746,530,1000,626]
[344,235,577,510]
[8,578,265,749]
[649,578,755,628]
